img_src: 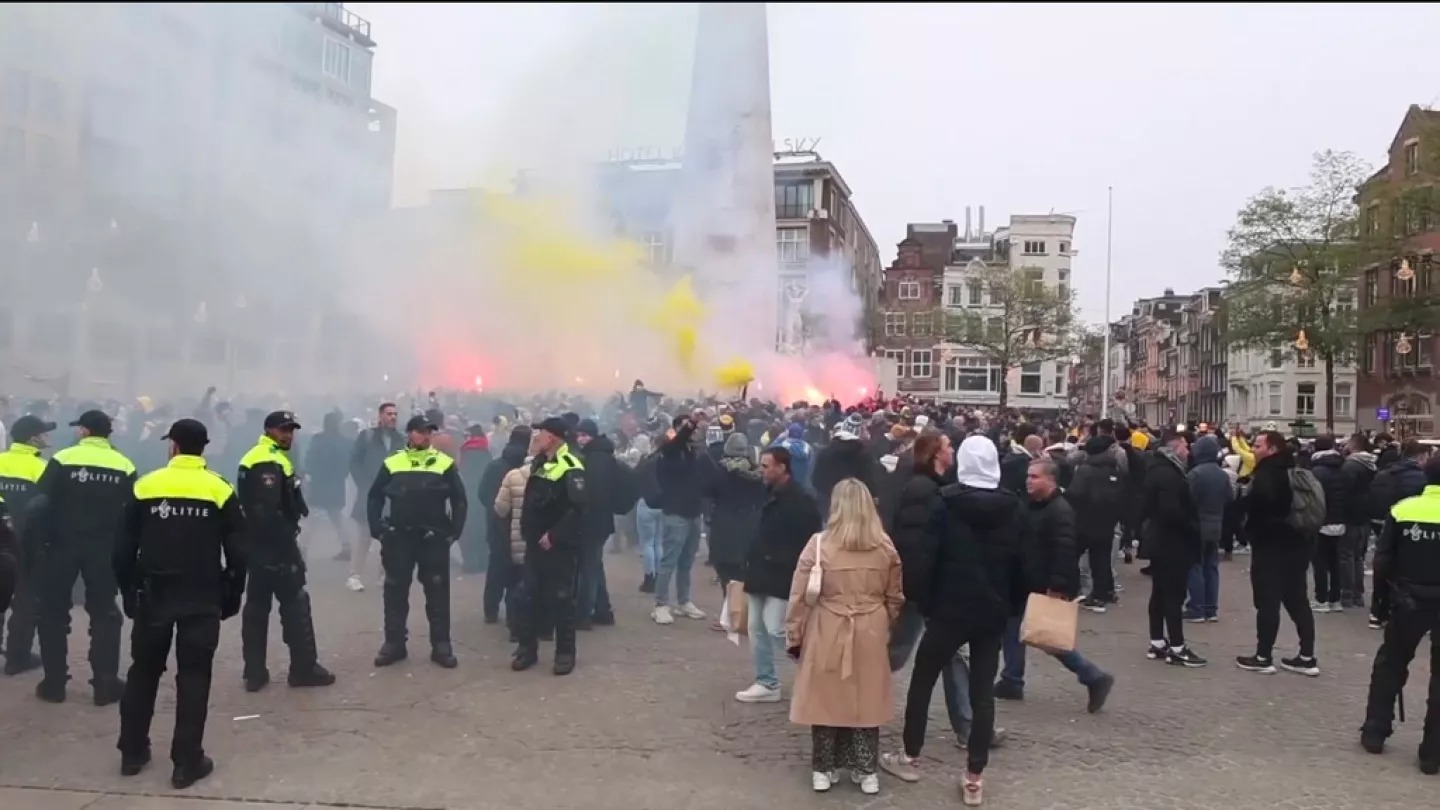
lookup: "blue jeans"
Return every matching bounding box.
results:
[1185,542,1221,619]
[576,533,612,621]
[887,604,971,733]
[655,514,700,607]
[747,594,787,689]
[1000,614,1107,688]
[635,502,663,577]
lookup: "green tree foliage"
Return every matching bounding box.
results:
[1221,150,1370,433]
[942,262,1080,408]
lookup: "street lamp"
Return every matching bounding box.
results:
[1289,265,1306,285]
[1396,258,1415,282]
[1294,328,1310,353]
[1396,333,1413,355]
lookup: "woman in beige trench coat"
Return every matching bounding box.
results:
[785,478,905,795]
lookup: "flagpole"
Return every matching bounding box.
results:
[1100,186,1114,412]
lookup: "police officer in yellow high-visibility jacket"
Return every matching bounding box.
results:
[512,417,587,676]
[236,411,335,692]
[32,409,135,705]
[1361,455,1440,775]
[0,414,54,675]
[114,419,245,790]
[367,414,468,669]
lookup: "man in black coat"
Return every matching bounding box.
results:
[1367,439,1431,628]
[477,426,531,626]
[1339,434,1378,608]
[1307,436,1348,612]
[735,446,821,704]
[1140,430,1207,667]
[993,457,1114,713]
[1237,430,1317,675]
[1068,434,1127,610]
[574,420,618,629]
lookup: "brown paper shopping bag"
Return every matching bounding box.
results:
[1019,593,1078,654]
[725,580,749,636]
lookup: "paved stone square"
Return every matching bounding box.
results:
[0,534,1435,810]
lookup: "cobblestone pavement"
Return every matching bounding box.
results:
[0,533,1434,810]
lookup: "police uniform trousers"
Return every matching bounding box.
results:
[2,544,38,664]
[1363,598,1440,755]
[38,541,123,685]
[118,605,220,767]
[380,528,451,647]
[241,555,318,678]
[515,545,578,656]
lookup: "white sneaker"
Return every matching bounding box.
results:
[734,682,781,703]
[346,575,365,592]
[676,602,707,620]
[851,771,880,795]
[652,605,674,625]
[811,771,835,792]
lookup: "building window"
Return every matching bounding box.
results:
[967,281,982,306]
[947,285,964,307]
[641,231,666,264]
[1059,241,1070,254]
[1020,362,1042,394]
[1296,382,1316,417]
[322,36,351,83]
[944,356,1002,393]
[1335,382,1352,416]
[911,312,932,337]
[1297,351,1315,368]
[884,312,906,337]
[884,349,906,376]
[1268,382,1283,415]
[898,281,921,300]
[1054,365,1066,397]
[1269,348,1283,369]
[774,181,813,219]
[1364,269,1378,307]
[1405,140,1420,176]
[776,227,808,264]
[1022,240,1046,255]
[910,349,933,379]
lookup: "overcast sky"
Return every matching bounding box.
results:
[348,2,1440,324]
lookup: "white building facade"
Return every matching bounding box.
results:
[935,214,1076,410]
[1226,346,1358,435]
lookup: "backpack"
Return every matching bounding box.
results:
[1286,468,1326,533]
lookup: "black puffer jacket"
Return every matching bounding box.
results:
[703,439,766,570]
[578,435,621,540]
[921,484,1028,632]
[1025,492,1079,598]
[1308,450,1348,526]
[1341,452,1378,526]
[891,471,944,604]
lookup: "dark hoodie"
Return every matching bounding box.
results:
[1066,435,1125,542]
[812,436,882,516]
[920,437,1027,631]
[1187,434,1233,545]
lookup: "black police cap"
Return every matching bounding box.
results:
[264,410,302,431]
[162,418,209,446]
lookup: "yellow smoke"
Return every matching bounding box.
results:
[479,194,748,390]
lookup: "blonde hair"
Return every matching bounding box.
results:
[822,478,887,553]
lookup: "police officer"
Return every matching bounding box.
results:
[366,414,467,669]
[0,414,54,674]
[511,416,587,676]
[238,411,335,692]
[32,409,136,704]
[1362,454,1440,774]
[115,418,245,789]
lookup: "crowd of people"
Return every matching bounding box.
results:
[2,383,1439,805]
